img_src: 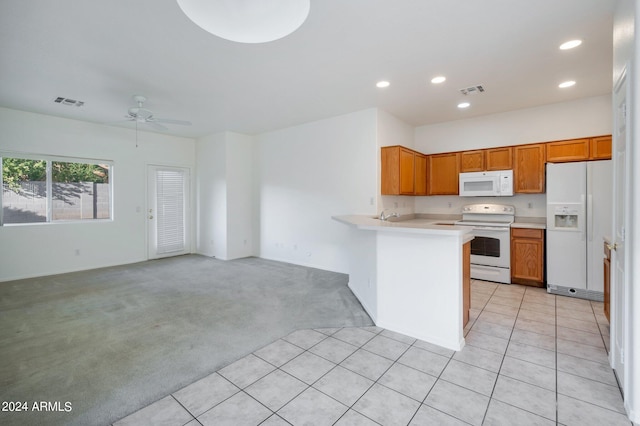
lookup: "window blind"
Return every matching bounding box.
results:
[155,169,185,254]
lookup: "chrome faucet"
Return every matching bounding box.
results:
[379,211,400,221]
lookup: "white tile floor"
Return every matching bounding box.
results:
[114,280,630,426]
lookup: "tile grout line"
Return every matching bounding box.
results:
[479,283,523,425]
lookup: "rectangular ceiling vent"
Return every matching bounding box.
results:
[459,85,485,95]
[54,97,85,107]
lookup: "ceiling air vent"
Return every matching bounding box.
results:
[459,85,485,95]
[54,97,85,107]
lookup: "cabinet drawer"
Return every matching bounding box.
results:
[511,228,543,239]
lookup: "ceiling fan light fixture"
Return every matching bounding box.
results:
[176,0,311,44]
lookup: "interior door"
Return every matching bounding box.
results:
[611,66,628,388]
[147,165,190,260]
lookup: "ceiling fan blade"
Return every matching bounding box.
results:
[154,118,192,126]
[146,121,169,132]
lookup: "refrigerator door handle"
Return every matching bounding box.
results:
[587,194,593,242]
[580,194,586,241]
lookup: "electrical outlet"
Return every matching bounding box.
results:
[448,202,452,208]
[74,249,80,256]
[528,202,533,209]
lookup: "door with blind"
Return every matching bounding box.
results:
[147,165,190,259]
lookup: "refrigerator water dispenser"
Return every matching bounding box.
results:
[554,206,579,229]
[547,203,583,232]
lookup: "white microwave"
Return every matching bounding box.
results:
[459,170,513,197]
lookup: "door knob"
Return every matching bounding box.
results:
[606,243,617,251]
[149,215,154,219]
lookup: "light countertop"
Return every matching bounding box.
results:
[332,215,474,242]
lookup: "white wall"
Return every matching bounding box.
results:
[415,95,612,154]
[225,132,254,260]
[255,109,378,273]
[377,110,416,217]
[196,132,227,257]
[196,132,254,260]
[0,107,196,281]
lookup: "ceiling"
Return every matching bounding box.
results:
[0,0,616,139]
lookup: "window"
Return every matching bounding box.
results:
[1,155,112,225]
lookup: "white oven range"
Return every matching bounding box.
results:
[455,204,515,284]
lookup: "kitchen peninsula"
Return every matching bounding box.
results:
[333,215,474,351]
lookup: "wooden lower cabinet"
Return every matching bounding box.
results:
[511,228,545,287]
[604,242,611,322]
[463,241,471,327]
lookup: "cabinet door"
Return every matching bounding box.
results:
[510,228,545,286]
[381,146,400,195]
[414,153,428,195]
[546,138,590,163]
[460,150,485,172]
[590,135,612,160]
[381,146,416,195]
[399,148,415,195]
[428,152,460,195]
[486,147,513,170]
[514,144,545,193]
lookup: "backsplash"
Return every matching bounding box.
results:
[414,193,547,219]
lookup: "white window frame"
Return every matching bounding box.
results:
[0,151,114,226]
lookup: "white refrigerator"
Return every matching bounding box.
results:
[546,160,612,301]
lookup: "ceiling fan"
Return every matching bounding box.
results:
[124,94,191,131]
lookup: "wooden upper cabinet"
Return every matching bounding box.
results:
[414,153,428,195]
[546,138,590,163]
[486,147,513,170]
[399,148,415,194]
[514,144,545,193]
[461,147,512,172]
[590,135,612,160]
[428,152,460,195]
[381,146,414,195]
[460,150,485,172]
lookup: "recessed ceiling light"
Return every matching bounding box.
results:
[559,80,576,88]
[457,102,470,109]
[559,39,582,50]
[376,81,390,88]
[431,76,446,84]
